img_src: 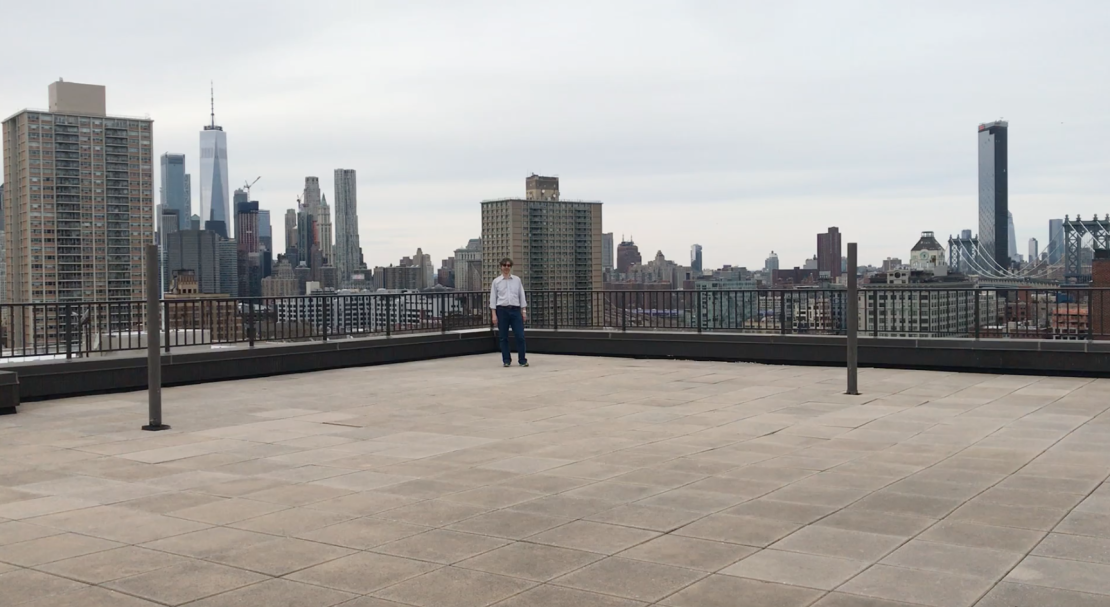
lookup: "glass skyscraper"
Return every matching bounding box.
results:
[199,99,229,238]
[1049,218,1064,265]
[978,121,1009,269]
[160,153,190,229]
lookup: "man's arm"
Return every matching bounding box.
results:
[518,280,527,321]
[490,278,498,325]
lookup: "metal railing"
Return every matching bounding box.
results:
[1,287,1108,360]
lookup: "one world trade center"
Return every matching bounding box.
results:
[199,87,229,238]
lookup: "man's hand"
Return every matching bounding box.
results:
[522,309,527,322]
[491,311,498,326]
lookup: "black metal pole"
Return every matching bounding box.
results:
[143,244,170,431]
[846,242,859,395]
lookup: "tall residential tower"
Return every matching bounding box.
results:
[978,121,1009,269]
[333,169,363,285]
[481,175,602,294]
[3,80,154,310]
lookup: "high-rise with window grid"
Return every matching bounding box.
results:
[2,81,154,347]
[481,175,602,324]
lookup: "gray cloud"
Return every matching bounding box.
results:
[2,0,1106,269]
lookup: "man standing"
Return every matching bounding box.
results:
[490,258,528,367]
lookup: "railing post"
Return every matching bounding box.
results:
[248,300,256,348]
[554,292,559,331]
[64,303,72,360]
[386,295,393,338]
[163,300,171,353]
[974,291,981,340]
[846,243,859,395]
[1088,291,1095,341]
[696,291,703,334]
[621,292,627,332]
[322,296,329,342]
[871,291,879,337]
[143,244,169,431]
[780,292,787,335]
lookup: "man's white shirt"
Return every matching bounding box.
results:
[490,275,527,309]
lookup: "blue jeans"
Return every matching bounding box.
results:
[496,306,527,365]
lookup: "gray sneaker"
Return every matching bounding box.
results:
[503,362,511,368]
[520,361,529,367]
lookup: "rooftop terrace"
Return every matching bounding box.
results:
[0,354,1108,606]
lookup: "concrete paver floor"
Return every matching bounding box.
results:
[0,354,1108,606]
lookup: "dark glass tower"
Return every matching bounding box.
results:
[978,121,1009,269]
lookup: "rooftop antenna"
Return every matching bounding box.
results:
[210,81,215,128]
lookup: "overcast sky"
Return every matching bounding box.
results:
[3,1,1107,270]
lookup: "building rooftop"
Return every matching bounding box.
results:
[0,355,1106,605]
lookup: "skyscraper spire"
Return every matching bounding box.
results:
[210,81,215,129]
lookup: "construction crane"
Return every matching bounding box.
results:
[242,176,261,200]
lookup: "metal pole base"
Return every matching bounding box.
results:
[845,390,860,396]
[142,424,171,431]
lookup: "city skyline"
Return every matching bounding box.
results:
[1,3,1106,271]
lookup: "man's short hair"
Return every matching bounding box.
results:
[499,258,513,267]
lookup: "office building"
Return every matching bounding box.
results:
[690,244,703,274]
[160,153,190,229]
[410,248,433,290]
[199,90,229,237]
[765,251,780,272]
[219,238,238,297]
[297,209,317,268]
[817,227,842,279]
[375,265,422,290]
[2,80,154,320]
[1049,219,1064,265]
[481,175,603,292]
[978,120,1009,269]
[617,238,642,274]
[602,232,614,272]
[160,207,182,290]
[262,257,298,297]
[864,270,992,338]
[284,208,297,255]
[1029,238,1039,264]
[333,169,363,286]
[258,209,272,253]
[303,178,329,263]
[454,238,482,292]
[166,228,222,294]
[961,229,973,240]
[303,176,321,209]
[318,193,334,265]
[1007,212,1018,262]
[301,177,333,265]
[235,200,261,297]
